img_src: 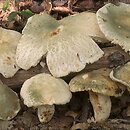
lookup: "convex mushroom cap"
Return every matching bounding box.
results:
[0,27,21,78]
[96,2,130,52]
[110,62,130,92]
[16,12,104,77]
[0,80,21,120]
[20,73,72,122]
[69,68,125,97]
[69,68,125,122]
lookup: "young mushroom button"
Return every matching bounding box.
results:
[16,12,104,77]
[69,68,125,122]
[20,73,72,123]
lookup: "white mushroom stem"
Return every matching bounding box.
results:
[89,91,111,122]
[37,104,55,123]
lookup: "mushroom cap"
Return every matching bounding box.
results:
[110,62,130,91]
[0,80,20,120]
[96,3,130,52]
[69,68,125,97]
[20,73,72,107]
[16,13,59,70]
[60,12,107,41]
[16,12,104,77]
[0,27,21,78]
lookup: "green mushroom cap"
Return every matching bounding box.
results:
[110,62,130,91]
[69,68,125,97]
[16,12,104,77]
[20,73,72,107]
[0,81,20,120]
[97,2,130,52]
[0,27,21,78]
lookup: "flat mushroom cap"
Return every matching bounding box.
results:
[20,73,72,107]
[0,81,20,120]
[110,62,130,91]
[0,27,21,78]
[96,3,130,52]
[16,12,104,77]
[69,68,125,97]
[60,12,107,42]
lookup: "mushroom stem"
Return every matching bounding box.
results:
[89,91,111,122]
[37,105,55,123]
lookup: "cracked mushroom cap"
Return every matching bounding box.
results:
[0,27,21,78]
[16,12,104,77]
[96,3,130,52]
[69,68,125,97]
[110,62,130,91]
[20,73,72,107]
[0,80,20,120]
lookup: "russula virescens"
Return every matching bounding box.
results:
[0,27,21,78]
[96,2,130,53]
[110,62,130,91]
[20,73,72,123]
[69,68,125,122]
[16,12,105,77]
[0,80,20,120]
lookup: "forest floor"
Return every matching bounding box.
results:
[1,0,130,130]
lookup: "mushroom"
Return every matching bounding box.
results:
[38,105,55,123]
[96,2,130,53]
[16,12,104,77]
[0,27,21,78]
[110,61,130,91]
[60,12,107,43]
[69,68,125,122]
[20,73,72,123]
[0,80,20,120]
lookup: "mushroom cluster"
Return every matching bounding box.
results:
[1,1,130,124]
[0,11,106,123]
[16,12,105,77]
